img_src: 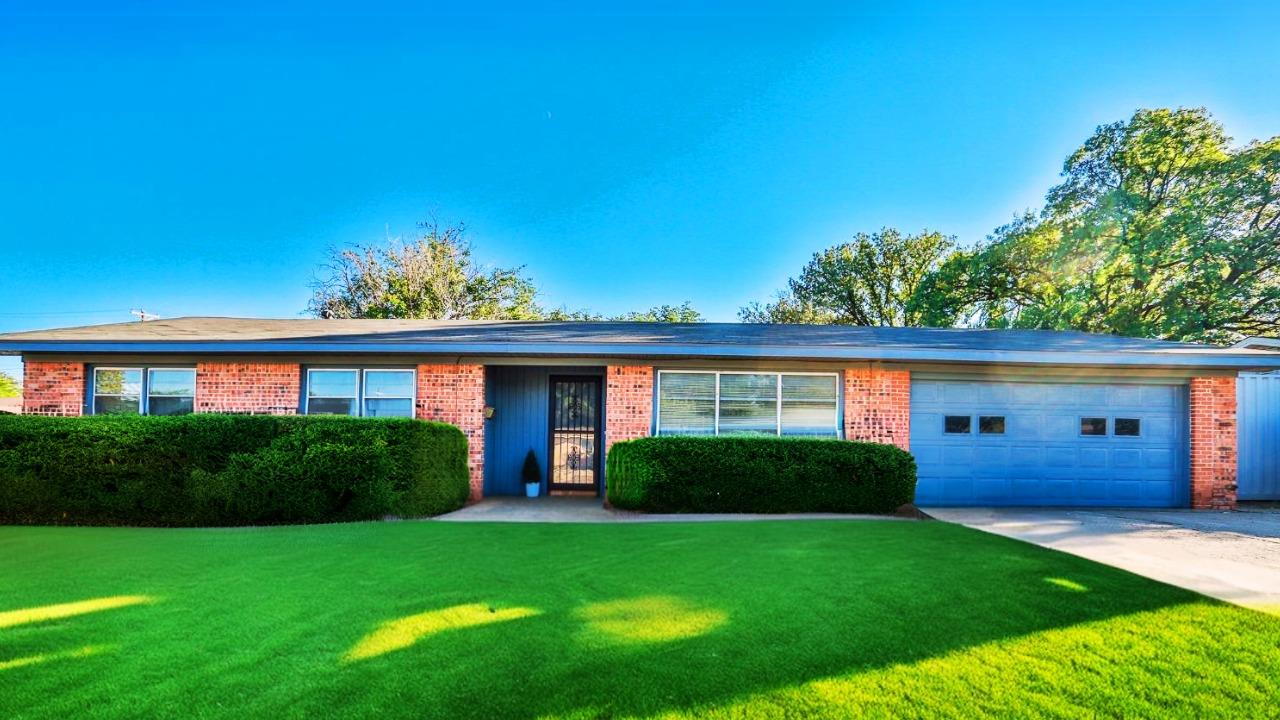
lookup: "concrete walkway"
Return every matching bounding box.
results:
[435,496,910,524]
[928,506,1280,614]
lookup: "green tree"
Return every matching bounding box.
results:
[309,220,542,320]
[920,108,1280,343]
[310,219,702,323]
[0,371,19,398]
[740,229,957,326]
[541,308,605,321]
[613,302,703,323]
[543,302,703,323]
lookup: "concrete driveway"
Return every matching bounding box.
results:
[928,506,1280,614]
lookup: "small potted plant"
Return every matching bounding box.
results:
[522,449,542,498]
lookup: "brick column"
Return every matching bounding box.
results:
[843,367,910,451]
[416,364,486,502]
[1190,376,1237,510]
[22,361,84,416]
[605,365,653,451]
[195,362,301,414]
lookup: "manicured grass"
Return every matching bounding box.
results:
[1,520,1277,719]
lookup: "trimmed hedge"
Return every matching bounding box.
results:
[0,414,470,526]
[606,436,916,514]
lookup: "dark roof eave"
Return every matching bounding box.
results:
[3,340,1280,370]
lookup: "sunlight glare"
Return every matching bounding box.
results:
[344,603,540,662]
[577,596,726,645]
[1044,577,1089,592]
[0,645,111,672]
[0,596,154,629]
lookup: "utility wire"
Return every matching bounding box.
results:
[0,309,137,317]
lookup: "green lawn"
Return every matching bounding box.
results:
[2,520,1277,719]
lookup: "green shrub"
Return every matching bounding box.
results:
[606,436,916,514]
[0,414,470,526]
[521,449,541,486]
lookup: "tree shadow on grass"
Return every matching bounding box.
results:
[6,521,1273,719]
[307,521,1240,719]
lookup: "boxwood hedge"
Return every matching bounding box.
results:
[0,414,470,526]
[606,436,916,514]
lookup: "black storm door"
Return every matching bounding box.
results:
[548,376,602,492]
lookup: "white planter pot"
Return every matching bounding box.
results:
[525,483,540,498]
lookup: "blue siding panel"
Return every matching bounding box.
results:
[911,379,1188,508]
[484,366,605,496]
[1238,373,1280,500]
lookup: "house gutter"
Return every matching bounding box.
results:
[4,340,1280,371]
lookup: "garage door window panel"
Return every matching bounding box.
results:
[978,415,1005,434]
[1080,417,1107,436]
[1115,418,1142,437]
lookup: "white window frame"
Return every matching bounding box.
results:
[361,368,417,418]
[145,368,197,416]
[304,368,361,416]
[304,368,417,418]
[655,370,841,438]
[90,366,197,416]
[92,366,144,415]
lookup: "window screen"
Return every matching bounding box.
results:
[363,370,415,418]
[307,370,359,416]
[718,373,778,435]
[656,371,839,437]
[147,369,195,416]
[657,372,716,435]
[93,368,143,415]
[780,375,838,437]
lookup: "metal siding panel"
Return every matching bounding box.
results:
[911,378,1187,508]
[1239,373,1280,500]
[484,366,550,496]
[483,366,606,496]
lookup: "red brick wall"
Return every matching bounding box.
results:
[195,362,301,415]
[605,365,653,451]
[843,367,911,451]
[22,361,84,416]
[416,364,486,502]
[1190,376,1237,510]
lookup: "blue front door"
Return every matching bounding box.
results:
[910,379,1187,508]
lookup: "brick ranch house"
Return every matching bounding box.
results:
[3,318,1278,510]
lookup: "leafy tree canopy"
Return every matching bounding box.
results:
[740,229,956,326]
[614,302,704,323]
[309,220,701,323]
[310,221,542,320]
[543,302,703,323]
[918,108,1280,343]
[0,371,19,398]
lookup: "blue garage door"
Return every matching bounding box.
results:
[911,379,1187,508]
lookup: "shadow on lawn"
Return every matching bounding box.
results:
[313,522,1216,719]
[7,521,1268,719]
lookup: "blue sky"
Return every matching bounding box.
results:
[2,1,1279,378]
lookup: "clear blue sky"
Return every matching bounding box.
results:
[3,1,1279,379]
